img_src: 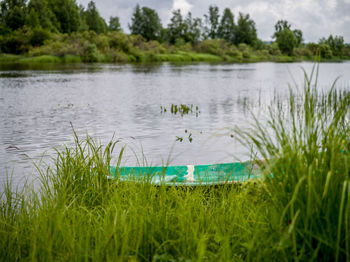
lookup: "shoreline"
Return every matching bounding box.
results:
[0,53,348,65]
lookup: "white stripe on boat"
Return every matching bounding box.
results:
[184,165,195,181]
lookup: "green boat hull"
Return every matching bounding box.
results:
[109,161,260,186]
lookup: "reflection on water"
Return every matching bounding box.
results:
[1,62,350,186]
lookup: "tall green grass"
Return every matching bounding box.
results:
[1,65,349,261]
[236,64,350,261]
[0,132,272,261]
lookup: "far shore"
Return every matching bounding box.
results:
[0,53,348,65]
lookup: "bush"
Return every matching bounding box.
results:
[226,45,241,57]
[196,39,227,56]
[95,34,110,52]
[106,49,129,63]
[268,42,282,56]
[82,43,101,62]
[175,41,192,52]
[307,43,333,58]
[343,45,350,58]
[0,29,31,54]
[108,31,133,53]
[306,42,319,54]
[255,39,268,50]
[256,49,269,58]
[294,47,313,57]
[238,43,251,58]
[319,44,333,59]
[29,27,51,46]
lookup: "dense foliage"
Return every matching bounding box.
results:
[0,0,349,62]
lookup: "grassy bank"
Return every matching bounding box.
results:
[1,52,347,64]
[1,66,349,261]
[1,31,349,64]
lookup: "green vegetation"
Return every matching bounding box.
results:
[273,20,299,56]
[161,104,200,117]
[129,4,162,42]
[0,1,349,63]
[1,66,349,261]
[235,64,350,260]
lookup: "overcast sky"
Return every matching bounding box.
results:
[76,0,350,42]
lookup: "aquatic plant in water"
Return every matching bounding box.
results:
[161,104,200,117]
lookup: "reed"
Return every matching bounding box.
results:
[235,63,350,261]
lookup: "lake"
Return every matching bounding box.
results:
[1,62,350,186]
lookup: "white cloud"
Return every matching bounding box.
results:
[172,0,193,14]
[326,0,337,10]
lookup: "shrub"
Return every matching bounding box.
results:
[256,49,269,58]
[268,42,282,56]
[106,49,129,63]
[319,44,333,58]
[343,44,350,58]
[95,34,109,52]
[82,43,101,62]
[238,43,248,52]
[176,42,192,52]
[29,27,51,46]
[108,31,133,53]
[307,43,333,58]
[294,47,312,57]
[0,29,31,54]
[237,44,251,58]
[196,39,227,56]
[226,45,240,57]
[306,42,319,54]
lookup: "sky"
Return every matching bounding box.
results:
[76,0,350,42]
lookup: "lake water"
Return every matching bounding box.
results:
[1,62,350,186]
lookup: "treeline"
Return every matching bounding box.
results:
[0,0,349,62]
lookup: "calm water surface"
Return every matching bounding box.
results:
[1,62,350,186]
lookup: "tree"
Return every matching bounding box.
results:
[204,5,219,39]
[47,0,81,33]
[27,0,56,31]
[166,10,202,44]
[327,35,344,57]
[109,16,120,31]
[273,20,291,37]
[276,28,296,55]
[273,20,302,55]
[184,12,202,44]
[293,29,303,47]
[167,9,186,44]
[129,5,162,41]
[235,12,257,46]
[129,4,142,36]
[217,8,235,43]
[25,7,39,27]
[83,1,106,33]
[0,0,27,31]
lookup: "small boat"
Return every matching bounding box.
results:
[108,161,260,186]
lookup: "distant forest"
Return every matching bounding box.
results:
[0,0,349,63]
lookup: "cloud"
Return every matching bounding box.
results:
[172,0,193,14]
